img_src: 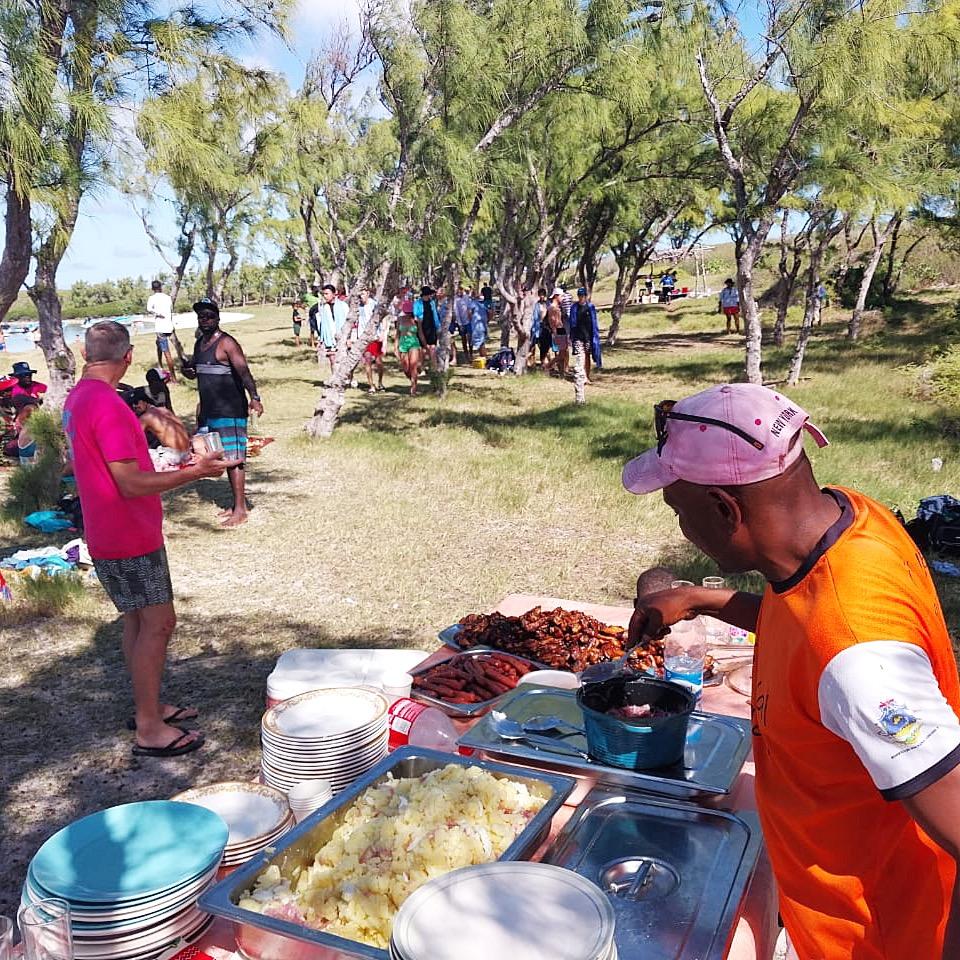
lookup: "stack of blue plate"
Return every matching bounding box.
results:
[21,801,228,960]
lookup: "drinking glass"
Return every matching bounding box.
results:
[17,899,73,960]
[0,916,13,960]
[702,576,727,642]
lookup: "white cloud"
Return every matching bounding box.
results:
[294,0,361,32]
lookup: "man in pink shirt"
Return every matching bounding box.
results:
[63,321,237,757]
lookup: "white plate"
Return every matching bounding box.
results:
[259,726,387,754]
[225,820,293,853]
[263,687,387,740]
[170,782,290,846]
[260,751,385,782]
[71,912,212,959]
[392,863,616,960]
[260,740,386,772]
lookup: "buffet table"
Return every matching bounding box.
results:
[195,593,776,960]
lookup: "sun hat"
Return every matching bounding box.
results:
[551,288,563,298]
[12,361,36,377]
[0,375,18,392]
[622,383,829,495]
[401,299,414,315]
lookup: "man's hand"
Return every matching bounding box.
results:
[191,452,241,479]
[628,587,702,649]
[250,398,264,417]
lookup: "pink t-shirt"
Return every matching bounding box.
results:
[63,378,163,560]
[12,381,47,400]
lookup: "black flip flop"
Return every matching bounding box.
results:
[132,729,205,758]
[126,706,199,731]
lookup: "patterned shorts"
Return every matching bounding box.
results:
[206,417,248,462]
[93,547,174,613]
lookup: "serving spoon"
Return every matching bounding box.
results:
[490,712,590,759]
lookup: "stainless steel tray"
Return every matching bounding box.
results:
[199,746,575,960]
[543,785,762,960]
[409,649,542,718]
[458,686,751,800]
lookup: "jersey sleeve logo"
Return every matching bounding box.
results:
[876,700,924,746]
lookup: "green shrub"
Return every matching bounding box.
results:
[3,410,67,519]
[16,572,86,618]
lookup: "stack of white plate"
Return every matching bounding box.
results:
[287,779,334,823]
[170,782,294,867]
[20,801,228,960]
[260,686,389,794]
[390,863,617,960]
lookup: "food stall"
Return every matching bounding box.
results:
[17,595,774,960]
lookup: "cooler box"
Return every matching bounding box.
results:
[266,648,430,706]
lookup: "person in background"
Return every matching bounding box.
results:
[559,286,574,324]
[625,383,960,960]
[469,294,489,359]
[146,281,180,383]
[644,274,655,301]
[455,287,473,363]
[291,300,306,347]
[414,286,440,371]
[568,287,601,383]
[0,375,16,461]
[548,289,568,377]
[530,288,548,370]
[395,298,422,396]
[816,282,829,325]
[64,320,235,757]
[718,278,741,335]
[318,283,348,380]
[181,298,263,527]
[10,361,47,401]
[357,288,385,394]
[122,388,191,471]
[304,284,320,348]
[10,396,39,465]
[144,368,173,412]
[659,270,675,303]
[480,282,494,314]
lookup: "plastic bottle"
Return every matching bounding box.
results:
[387,698,460,752]
[664,617,706,702]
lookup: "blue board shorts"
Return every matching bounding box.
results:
[156,334,170,352]
[206,417,248,462]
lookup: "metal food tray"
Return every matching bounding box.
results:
[439,624,551,669]
[199,746,575,960]
[409,649,542,718]
[543,785,762,960]
[458,686,751,801]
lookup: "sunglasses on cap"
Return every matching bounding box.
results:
[654,400,765,456]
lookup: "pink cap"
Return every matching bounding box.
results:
[622,384,828,495]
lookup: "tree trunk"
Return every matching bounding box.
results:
[607,256,630,347]
[305,268,386,439]
[215,243,240,305]
[738,223,772,384]
[29,259,77,407]
[880,217,902,303]
[0,183,31,324]
[787,269,820,387]
[205,228,219,299]
[572,343,586,404]
[848,216,898,341]
[513,285,539,375]
[169,226,195,310]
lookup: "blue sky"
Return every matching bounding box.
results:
[58,0,358,289]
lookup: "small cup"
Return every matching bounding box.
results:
[18,899,72,960]
[380,671,413,706]
[670,580,695,589]
[702,576,725,589]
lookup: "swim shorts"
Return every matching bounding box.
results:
[93,547,173,612]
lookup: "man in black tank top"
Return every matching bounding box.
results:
[181,299,264,526]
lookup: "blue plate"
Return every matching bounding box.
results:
[438,624,463,648]
[30,801,228,902]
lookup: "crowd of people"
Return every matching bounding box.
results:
[289,281,607,395]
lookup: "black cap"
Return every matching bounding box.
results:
[12,361,36,377]
[420,286,434,297]
[192,298,220,316]
[12,395,39,413]
[120,387,149,408]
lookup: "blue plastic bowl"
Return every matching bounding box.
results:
[577,675,695,770]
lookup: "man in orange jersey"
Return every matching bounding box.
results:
[623,383,960,960]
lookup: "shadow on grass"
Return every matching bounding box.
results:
[0,610,424,915]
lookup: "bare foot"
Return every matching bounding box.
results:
[136,721,203,751]
[221,512,248,527]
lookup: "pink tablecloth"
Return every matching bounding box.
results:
[197,594,776,960]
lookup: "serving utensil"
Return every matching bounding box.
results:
[490,712,590,759]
